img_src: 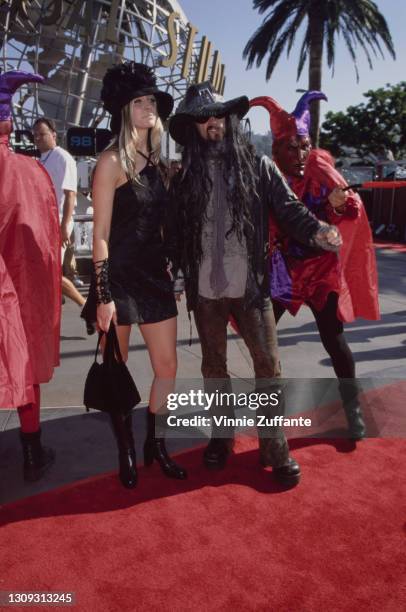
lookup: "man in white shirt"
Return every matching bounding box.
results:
[33,118,92,332]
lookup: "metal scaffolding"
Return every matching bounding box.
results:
[0,0,202,134]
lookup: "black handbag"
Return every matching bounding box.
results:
[84,324,141,415]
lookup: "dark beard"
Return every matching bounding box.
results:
[201,138,228,161]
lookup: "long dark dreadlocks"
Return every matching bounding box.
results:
[172,114,258,271]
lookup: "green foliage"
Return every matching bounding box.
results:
[320,82,406,157]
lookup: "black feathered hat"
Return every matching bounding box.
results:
[169,81,249,146]
[100,61,174,135]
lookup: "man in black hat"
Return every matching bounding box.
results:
[169,82,342,486]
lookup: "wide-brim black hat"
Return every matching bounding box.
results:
[101,61,174,135]
[169,81,249,146]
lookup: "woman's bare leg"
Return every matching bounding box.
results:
[140,316,186,479]
[99,324,131,359]
[114,324,132,362]
[139,317,177,413]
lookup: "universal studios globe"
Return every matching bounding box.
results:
[0,0,225,137]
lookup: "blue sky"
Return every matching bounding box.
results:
[180,0,405,134]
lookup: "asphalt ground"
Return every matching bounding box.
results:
[0,246,405,504]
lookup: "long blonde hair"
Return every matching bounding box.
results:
[108,100,163,184]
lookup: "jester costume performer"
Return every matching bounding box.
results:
[250,92,380,439]
[0,70,61,480]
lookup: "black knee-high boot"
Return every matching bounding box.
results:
[143,410,187,479]
[109,411,138,488]
[338,380,366,440]
[20,429,55,482]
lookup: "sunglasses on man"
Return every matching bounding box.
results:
[194,114,226,123]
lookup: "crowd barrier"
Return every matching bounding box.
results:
[340,161,406,241]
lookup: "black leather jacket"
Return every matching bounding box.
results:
[168,155,322,312]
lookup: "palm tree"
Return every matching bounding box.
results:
[243,0,395,145]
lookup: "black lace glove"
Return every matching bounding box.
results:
[94,258,113,305]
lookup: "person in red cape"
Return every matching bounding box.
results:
[250,91,380,439]
[0,69,61,480]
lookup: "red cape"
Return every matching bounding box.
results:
[0,131,61,408]
[276,149,379,322]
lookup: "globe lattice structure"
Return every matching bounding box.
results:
[0,0,207,136]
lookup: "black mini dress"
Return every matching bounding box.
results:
[81,163,177,326]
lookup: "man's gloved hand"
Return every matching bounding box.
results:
[313,223,343,253]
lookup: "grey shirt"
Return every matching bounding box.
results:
[198,158,248,299]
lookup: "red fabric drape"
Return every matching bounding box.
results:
[0,132,61,408]
[303,150,379,322]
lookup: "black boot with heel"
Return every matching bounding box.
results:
[143,410,187,479]
[109,411,138,488]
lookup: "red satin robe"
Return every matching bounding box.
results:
[0,127,61,408]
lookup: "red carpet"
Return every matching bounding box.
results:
[1,438,405,611]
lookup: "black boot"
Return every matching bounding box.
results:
[203,383,235,470]
[144,410,187,479]
[203,438,234,470]
[258,437,301,487]
[20,429,55,482]
[109,412,138,488]
[338,380,366,440]
[256,387,301,487]
[273,458,301,486]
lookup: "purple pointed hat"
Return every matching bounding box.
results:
[250,90,327,140]
[292,90,328,136]
[0,69,44,122]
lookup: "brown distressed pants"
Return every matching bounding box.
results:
[194,296,290,468]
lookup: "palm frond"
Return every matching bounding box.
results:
[252,0,287,16]
[340,27,360,82]
[243,0,306,68]
[340,0,396,58]
[296,24,310,80]
[340,14,374,70]
[286,4,308,55]
[267,26,298,79]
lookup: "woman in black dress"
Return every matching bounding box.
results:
[82,62,186,488]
